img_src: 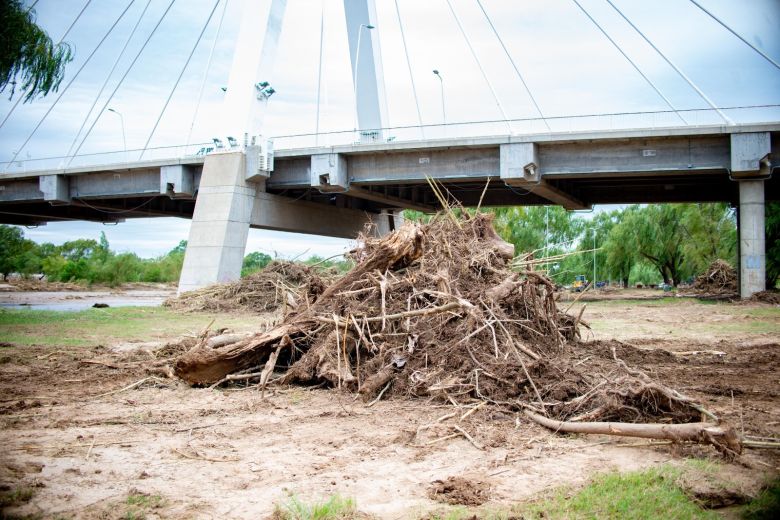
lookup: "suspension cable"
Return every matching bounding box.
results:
[394,0,424,138]
[7,1,136,166]
[315,0,324,143]
[443,0,510,130]
[604,0,732,125]
[68,0,177,164]
[688,0,780,71]
[0,0,94,130]
[571,0,687,125]
[475,0,550,131]
[140,0,220,159]
[186,0,229,148]
[59,0,93,42]
[65,0,152,159]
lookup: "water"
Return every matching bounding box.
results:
[0,290,173,312]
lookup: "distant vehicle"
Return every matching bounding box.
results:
[595,281,607,289]
[572,275,588,292]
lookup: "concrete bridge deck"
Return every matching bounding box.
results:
[1,123,778,230]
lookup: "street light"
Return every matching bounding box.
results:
[353,23,374,135]
[107,108,126,161]
[433,69,445,126]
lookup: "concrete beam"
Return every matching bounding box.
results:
[0,179,43,202]
[311,153,349,192]
[71,169,161,199]
[39,174,71,203]
[345,186,434,213]
[250,190,388,238]
[731,132,772,178]
[160,165,195,198]
[738,180,766,298]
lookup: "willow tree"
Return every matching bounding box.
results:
[1,0,73,102]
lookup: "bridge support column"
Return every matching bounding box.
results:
[178,152,255,294]
[738,179,766,298]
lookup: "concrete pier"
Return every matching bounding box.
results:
[738,180,766,298]
[178,152,256,294]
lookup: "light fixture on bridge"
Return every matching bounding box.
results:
[255,81,276,100]
[212,138,224,149]
[227,136,239,148]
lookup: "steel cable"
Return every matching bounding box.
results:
[67,0,178,164]
[7,1,136,166]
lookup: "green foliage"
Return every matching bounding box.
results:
[0,224,31,278]
[304,255,353,275]
[523,466,716,519]
[742,477,780,520]
[0,0,73,102]
[273,494,358,520]
[766,203,780,289]
[242,251,273,276]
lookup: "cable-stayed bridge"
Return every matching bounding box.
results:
[0,0,778,297]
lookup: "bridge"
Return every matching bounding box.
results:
[1,0,778,297]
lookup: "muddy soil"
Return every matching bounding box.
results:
[1,301,778,518]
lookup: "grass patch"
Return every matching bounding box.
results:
[122,491,165,519]
[0,486,35,508]
[0,307,258,348]
[741,478,780,519]
[273,494,359,520]
[522,466,717,519]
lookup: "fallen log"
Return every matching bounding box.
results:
[524,410,742,456]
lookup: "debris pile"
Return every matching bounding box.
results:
[163,261,330,313]
[749,290,780,305]
[168,213,739,454]
[687,259,738,299]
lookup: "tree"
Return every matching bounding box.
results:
[621,205,691,286]
[0,225,27,279]
[602,208,637,287]
[242,251,272,276]
[767,202,780,289]
[1,0,73,102]
[680,203,736,274]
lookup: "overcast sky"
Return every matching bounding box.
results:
[2,0,779,258]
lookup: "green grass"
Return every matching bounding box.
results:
[523,466,716,520]
[122,492,165,520]
[0,307,258,347]
[0,486,35,508]
[273,494,358,520]
[741,478,780,520]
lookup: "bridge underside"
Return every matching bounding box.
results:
[0,169,777,227]
[0,124,776,296]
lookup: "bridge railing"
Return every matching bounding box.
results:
[2,105,778,174]
[0,142,212,175]
[271,104,780,150]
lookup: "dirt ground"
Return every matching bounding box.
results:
[1,296,779,518]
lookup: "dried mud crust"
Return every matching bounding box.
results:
[0,334,779,518]
[427,476,490,506]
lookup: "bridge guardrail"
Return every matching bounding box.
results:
[2,105,779,175]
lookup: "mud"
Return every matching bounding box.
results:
[1,300,778,518]
[428,476,489,506]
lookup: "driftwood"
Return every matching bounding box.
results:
[525,410,742,456]
[174,224,425,385]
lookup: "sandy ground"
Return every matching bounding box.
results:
[1,298,779,518]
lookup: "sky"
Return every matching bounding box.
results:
[1,0,779,258]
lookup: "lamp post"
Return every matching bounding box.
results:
[107,108,126,161]
[353,23,374,137]
[433,69,445,126]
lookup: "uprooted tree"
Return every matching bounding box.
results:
[168,212,740,456]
